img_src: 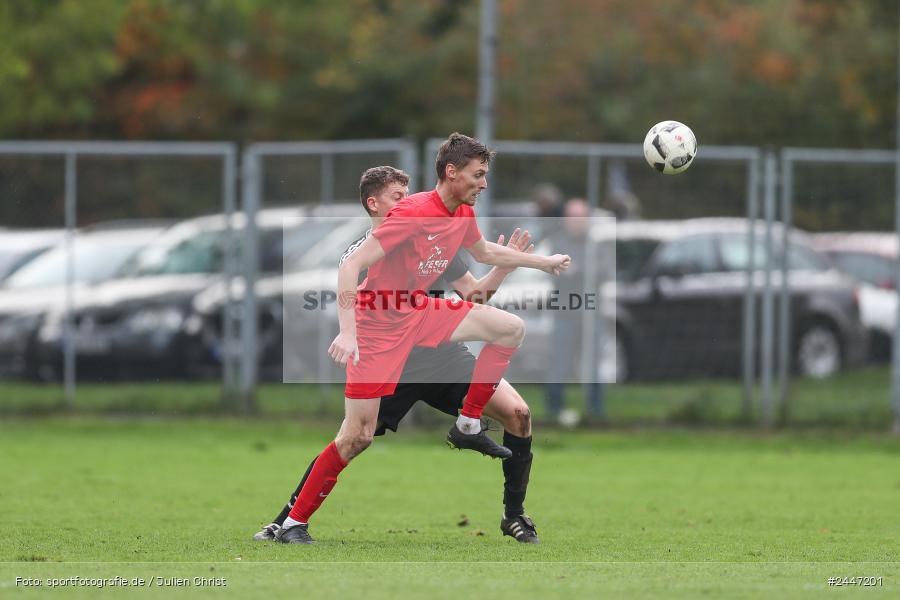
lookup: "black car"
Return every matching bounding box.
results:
[0,224,167,379]
[188,207,368,381]
[32,208,302,380]
[478,217,868,383]
[610,219,868,380]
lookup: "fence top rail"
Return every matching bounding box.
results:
[247,139,414,157]
[782,147,897,164]
[425,138,759,161]
[0,141,236,156]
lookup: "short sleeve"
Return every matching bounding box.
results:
[460,208,482,248]
[443,253,469,283]
[372,203,419,255]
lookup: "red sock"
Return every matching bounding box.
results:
[460,344,517,419]
[287,441,348,523]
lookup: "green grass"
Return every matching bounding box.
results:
[1,418,899,597]
[0,366,895,428]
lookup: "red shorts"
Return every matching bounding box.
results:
[345,296,474,399]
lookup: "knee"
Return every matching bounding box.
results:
[510,403,532,437]
[498,398,531,438]
[498,314,526,347]
[349,431,374,457]
[337,429,374,461]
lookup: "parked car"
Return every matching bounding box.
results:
[811,232,897,361]
[192,203,612,383]
[32,209,303,380]
[189,214,867,384]
[478,218,868,382]
[609,219,867,380]
[0,228,65,282]
[0,224,168,378]
[188,207,367,381]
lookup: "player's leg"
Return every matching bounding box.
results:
[253,456,317,541]
[481,379,539,544]
[448,303,524,434]
[254,389,411,541]
[275,396,381,544]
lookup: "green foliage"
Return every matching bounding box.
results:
[0,0,897,147]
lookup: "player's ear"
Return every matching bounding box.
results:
[367,196,377,213]
[445,162,457,181]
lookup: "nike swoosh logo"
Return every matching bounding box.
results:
[427,234,439,240]
[319,493,328,498]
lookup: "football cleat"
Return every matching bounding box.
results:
[500,514,540,544]
[252,523,279,541]
[274,523,315,545]
[447,424,512,459]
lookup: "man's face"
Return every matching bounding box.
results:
[450,158,489,206]
[368,181,408,218]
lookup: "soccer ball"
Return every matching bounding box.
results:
[643,121,698,175]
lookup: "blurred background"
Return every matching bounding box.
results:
[1,0,899,432]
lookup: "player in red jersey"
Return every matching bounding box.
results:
[258,165,539,544]
[275,133,570,544]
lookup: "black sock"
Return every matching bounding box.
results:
[502,432,532,518]
[272,456,318,526]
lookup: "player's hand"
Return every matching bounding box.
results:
[329,331,359,365]
[543,254,572,276]
[497,228,535,254]
[496,228,535,274]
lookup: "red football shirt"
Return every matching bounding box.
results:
[361,190,482,320]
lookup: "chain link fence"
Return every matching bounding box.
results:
[239,140,419,409]
[779,148,899,430]
[0,142,238,409]
[423,139,767,426]
[1,139,898,430]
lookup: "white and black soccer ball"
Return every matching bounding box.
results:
[643,120,698,175]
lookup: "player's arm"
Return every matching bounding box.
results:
[328,235,385,365]
[466,236,571,275]
[451,229,534,303]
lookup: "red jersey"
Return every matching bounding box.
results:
[360,190,482,321]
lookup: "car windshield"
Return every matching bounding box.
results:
[0,249,37,279]
[828,251,896,287]
[720,234,829,272]
[128,230,225,276]
[616,238,660,281]
[125,222,292,277]
[283,219,351,271]
[4,232,158,289]
[295,220,372,271]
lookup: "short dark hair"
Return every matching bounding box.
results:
[435,132,495,182]
[359,166,409,215]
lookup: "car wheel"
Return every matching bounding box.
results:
[796,323,841,379]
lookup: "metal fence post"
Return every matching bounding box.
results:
[741,153,760,421]
[240,150,260,413]
[586,152,601,209]
[222,147,239,402]
[399,140,419,192]
[477,0,497,219]
[760,149,778,429]
[63,153,77,409]
[893,7,900,435]
[777,154,794,423]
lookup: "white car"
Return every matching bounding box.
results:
[812,232,897,361]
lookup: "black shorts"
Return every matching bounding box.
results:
[374,342,475,436]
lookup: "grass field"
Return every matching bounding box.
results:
[2,417,899,598]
